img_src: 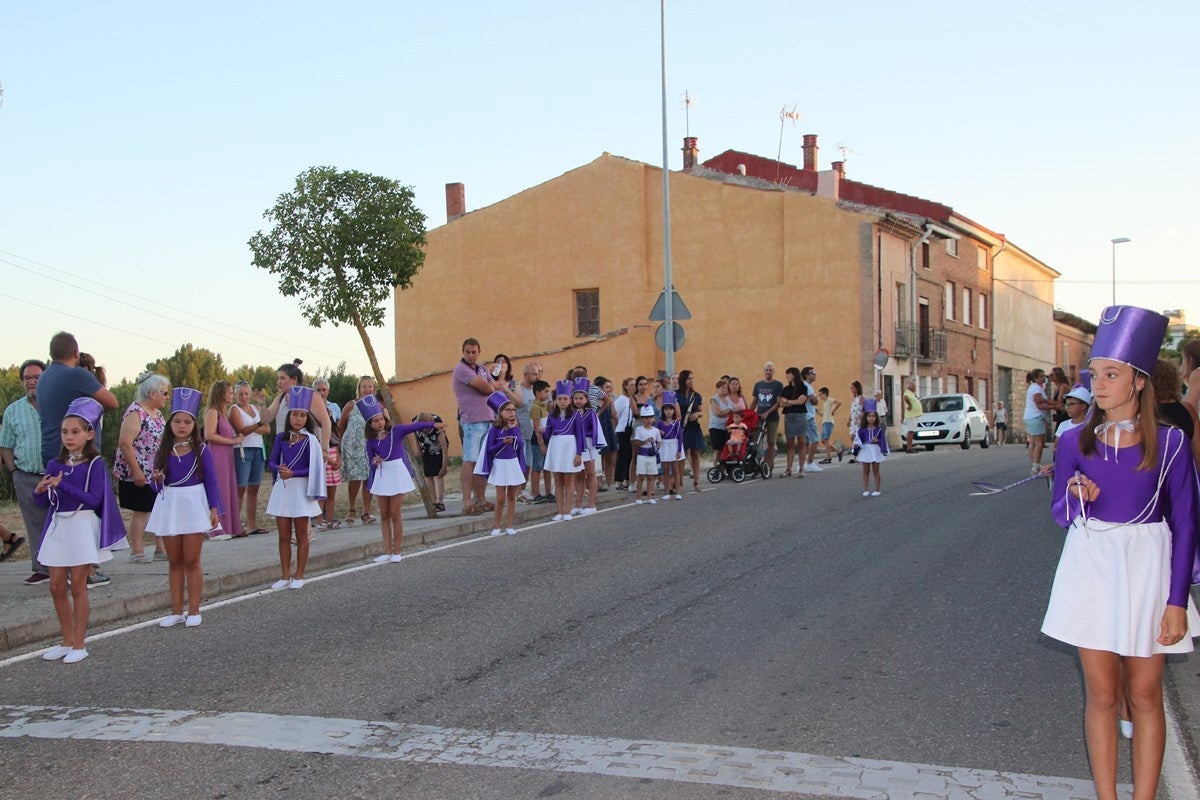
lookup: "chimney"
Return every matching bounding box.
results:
[832,160,845,178]
[682,137,699,170]
[816,168,841,202]
[445,182,465,223]
[802,134,818,171]
[737,164,747,176]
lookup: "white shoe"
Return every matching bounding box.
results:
[571,508,583,516]
[490,529,503,537]
[373,554,391,563]
[184,614,202,628]
[805,464,823,473]
[582,507,596,515]
[505,528,517,536]
[870,491,881,497]
[389,554,403,563]
[1120,719,1133,739]
[661,495,671,501]
[628,485,637,493]
[863,491,870,497]
[271,579,290,590]
[673,494,683,500]
[648,498,657,504]
[42,645,72,661]
[635,500,643,506]
[63,648,89,664]
[289,578,305,589]
[210,533,233,541]
[158,614,186,628]
[552,513,564,521]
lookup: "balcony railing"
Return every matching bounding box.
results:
[895,322,946,361]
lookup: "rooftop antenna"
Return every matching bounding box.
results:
[777,104,802,182]
[836,142,861,165]
[682,90,696,136]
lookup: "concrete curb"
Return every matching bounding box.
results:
[0,489,640,654]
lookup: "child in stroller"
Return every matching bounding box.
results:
[709,408,771,483]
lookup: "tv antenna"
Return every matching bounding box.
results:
[681,90,697,136]
[776,104,802,181]
[836,142,861,164]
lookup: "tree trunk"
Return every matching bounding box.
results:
[347,311,439,519]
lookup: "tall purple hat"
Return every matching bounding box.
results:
[171,387,203,418]
[486,391,510,414]
[661,390,677,406]
[554,379,573,396]
[572,377,590,394]
[64,397,104,430]
[1089,305,1168,376]
[288,385,315,411]
[863,398,878,414]
[1078,369,1091,391]
[357,394,384,422]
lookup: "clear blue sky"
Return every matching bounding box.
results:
[2,1,1196,382]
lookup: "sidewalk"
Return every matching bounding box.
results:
[0,489,637,654]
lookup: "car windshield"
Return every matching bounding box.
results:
[922,396,962,413]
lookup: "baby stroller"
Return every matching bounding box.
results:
[707,408,773,483]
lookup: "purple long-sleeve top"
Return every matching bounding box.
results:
[32,456,128,549]
[477,424,529,475]
[1052,425,1200,607]
[574,408,602,443]
[150,446,222,512]
[365,421,435,488]
[540,413,584,454]
[854,425,889,454]
[656,419,682,445]
[269,434,315,478]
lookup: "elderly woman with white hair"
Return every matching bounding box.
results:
[114,372,170,563]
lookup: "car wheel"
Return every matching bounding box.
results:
[924,444,935,452]
[960,427,971,449]
[980,427,990,449]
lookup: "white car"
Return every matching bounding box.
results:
[912,393,990,450]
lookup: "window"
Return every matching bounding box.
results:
[574,289,599,337]
[897,283,908,324]
[921,241,931,269]
[946,375,958,394]
[977,247,988,271]
[945,282,956,321]
[978,293,987,329]
[977,378,988,410]
[1062,342,1070,371]
[946,238,959,257]
[963,287,972,326]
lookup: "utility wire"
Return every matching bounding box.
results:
[0,290,177,348]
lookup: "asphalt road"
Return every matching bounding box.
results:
[0,444,1146,799]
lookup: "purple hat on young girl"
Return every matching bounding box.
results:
[288,385,316,412]
[661,390,677,406]
[170,387,203,419]
[863,398,878,414]
[357,394,384,422]
[64,397,104,431]
[572,377,590,394]
[555,380,573,396]
[1089,305,1169,376]
[486,391,510,414]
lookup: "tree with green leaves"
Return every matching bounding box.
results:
[248,166,436,515]
[147,344,228,393]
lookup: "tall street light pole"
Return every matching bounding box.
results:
[1110,237,1130,306]
[659,0,675,374]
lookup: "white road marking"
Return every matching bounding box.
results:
[1163,700,1200,800]
[0,493,678,669]
[0,704,1125,800]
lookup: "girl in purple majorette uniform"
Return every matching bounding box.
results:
[570,378,606,515]
[853,399,888,497]
[147,388,222,629]
[538,380,584,522]
[266,386,326,590]
[33,398,128,664]
[655,393,684,500]
[361,395,441,564]
[474,391,528,537]
[1042,305,1200,800]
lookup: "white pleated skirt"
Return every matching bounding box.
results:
[856,444,886,464]
[370,459,416,497]
[39,510,113,567]
[659,440,681,463]
[266,476,323,518]
[147,484,216,536]
[480,456,526,487]
[1042,519,1200,657]
[544,437,582,473]
[636,454,659,476]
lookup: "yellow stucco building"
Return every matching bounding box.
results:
[392,152,923,454]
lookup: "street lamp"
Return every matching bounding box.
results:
[1110,237,1131,306]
